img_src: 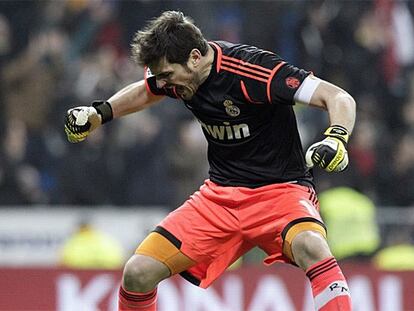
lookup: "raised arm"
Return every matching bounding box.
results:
[109,80,164,118]
[64,80,164,143]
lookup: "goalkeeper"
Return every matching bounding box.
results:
[65,11,355,311]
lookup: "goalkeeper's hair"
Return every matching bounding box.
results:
[131,11,209,67]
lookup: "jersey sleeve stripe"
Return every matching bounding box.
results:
[222,55,272,73]
[222,60,270,79]
[221,65,268,83]
[266,61,286,103]
[209,41,222,73]
[240,80,263,104]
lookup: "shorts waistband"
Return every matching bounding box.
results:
[286,179,315,189]
[206,178,315,190]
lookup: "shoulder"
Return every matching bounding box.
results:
[210,40,284,70]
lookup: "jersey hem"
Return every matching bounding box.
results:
[209,177,315,189]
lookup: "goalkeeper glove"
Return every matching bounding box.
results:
[64,106,96,143]
[64,101,113,143]
[305,125,350,172]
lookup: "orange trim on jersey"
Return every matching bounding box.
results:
[266,61,286,103]
[221,65,268,83]
[209,41,222,73]
[222,55,272,73]
[144,66,155,96]
[240,80,262,104]
[222,60,270,79]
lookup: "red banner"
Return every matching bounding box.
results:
[1,263,414,310]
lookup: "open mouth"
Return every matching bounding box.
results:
[176,85,185,93]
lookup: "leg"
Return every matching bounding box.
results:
[291,230,352,311]
[291,230,332,269]
[118,232,195,311]
[122,254,170,293]
[118,179,246,310]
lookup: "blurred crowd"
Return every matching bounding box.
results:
[0,0,413,209]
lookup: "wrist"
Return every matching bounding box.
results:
[91,100,113,124]
[324,125,349,144]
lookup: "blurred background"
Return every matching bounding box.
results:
[1,1,414,310]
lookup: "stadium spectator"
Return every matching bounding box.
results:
[59,219,125,269]
[373,225,414,271]
[318,186,380,261]
[386,131,414,206]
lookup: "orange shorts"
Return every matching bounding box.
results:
[150,180,325,288]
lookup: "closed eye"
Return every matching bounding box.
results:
[157,72,173,80]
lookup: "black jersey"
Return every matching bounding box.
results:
[145,40,313,188]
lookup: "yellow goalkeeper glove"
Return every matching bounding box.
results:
[64,107,100,143]
[64,101,112,143]
[305,125,350,172]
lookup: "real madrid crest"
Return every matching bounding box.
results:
[223,100,240,117]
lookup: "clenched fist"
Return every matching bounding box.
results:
[64,106,101,143]
[305,125,350,172]
[64,101,112,143]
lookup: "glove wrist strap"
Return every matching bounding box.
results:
[324,125,349,144]
[92,100,113,124]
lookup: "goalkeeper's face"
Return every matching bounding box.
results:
[151,56,206,101]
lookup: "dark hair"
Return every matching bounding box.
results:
[131,11,209,67]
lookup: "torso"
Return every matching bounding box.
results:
[146,40,313,188]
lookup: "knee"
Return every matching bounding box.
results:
[291,230,332,270]
[122,254,169,293]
